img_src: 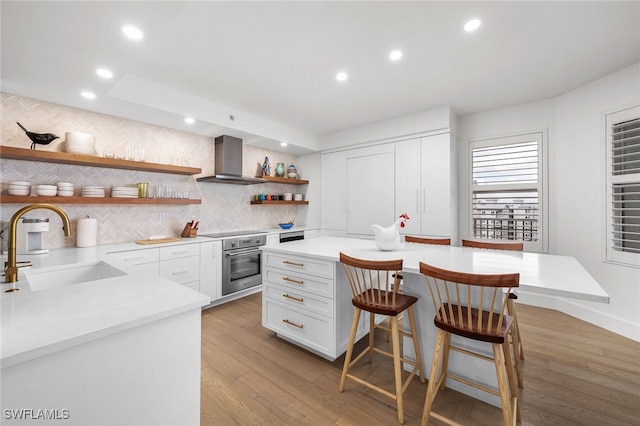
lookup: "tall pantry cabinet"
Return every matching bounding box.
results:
[321,132,457,241]
[395,133,458,241]
[320,145,395,237]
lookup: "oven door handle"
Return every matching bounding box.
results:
[225,249,261,257]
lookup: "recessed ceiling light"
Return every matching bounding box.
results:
[464,19,482,32]
[280,142,288,147]
[81,91,96,99]
[336,72,348,82]
[96,68,113,79]
[389,50,403,61]
[184,117,195,124]
[122,25,144,40]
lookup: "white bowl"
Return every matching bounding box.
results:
[56,181,73,187]
[8,188,30,196]
[36,184,57,190]
[57,190,74,197]
[9,180,31,186]
[9,184,31,190]
[36,188,57,196]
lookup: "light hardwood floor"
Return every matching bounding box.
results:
[201,293,640,425]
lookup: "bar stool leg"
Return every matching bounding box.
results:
[339,307,362,392]
[493,343,515,426]
[390,313,404,424]
[406,306,425,383]
[368,312,375,363]
[421,328,446,426]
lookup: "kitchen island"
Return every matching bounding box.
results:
[261,236,609,406]
[1,243,210,426]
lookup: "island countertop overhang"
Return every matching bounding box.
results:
[262,236,610,304]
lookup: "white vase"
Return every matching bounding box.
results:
[371,219,400,251]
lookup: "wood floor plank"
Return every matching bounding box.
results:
[200,293,640,425]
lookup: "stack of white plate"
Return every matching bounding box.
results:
[8,180,31,196]
[35,184,57,196]
[82,185,105,197]
[111,186,139,198]
[56,181,74,197]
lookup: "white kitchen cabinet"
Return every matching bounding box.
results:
[261,250,367,360]
[107,247,159,275]
[347,144,395,236]
[321,145,395,237]
[320,150,348,233]
[199,240,222,303]
[395,133,458,240]
[109,242,204,291]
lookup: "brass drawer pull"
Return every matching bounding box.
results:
[283,319,304,329]
[283,276,304,285]
[283,260,304,267]
[283,293,304,303]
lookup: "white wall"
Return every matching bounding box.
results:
[458,63,640,341]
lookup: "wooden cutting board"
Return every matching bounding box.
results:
[135,237,182,245]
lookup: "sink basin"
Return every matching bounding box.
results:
[25,261,127,292]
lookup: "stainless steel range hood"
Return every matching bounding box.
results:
[197,135,267,185]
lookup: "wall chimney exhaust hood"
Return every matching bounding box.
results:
[197,135,267,185]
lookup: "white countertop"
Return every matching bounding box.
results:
[1,239,212,369]
[263,237,610,304]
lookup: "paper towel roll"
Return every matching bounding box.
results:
[76,217,97,247]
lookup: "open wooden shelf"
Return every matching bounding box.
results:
[258,176,309,185]
[0,146,202,175]
[0,195,201,205]
[250,200,309,205]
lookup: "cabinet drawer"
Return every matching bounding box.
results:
[263,252,334,279]
[263,267,333,298]
[263,298,333,356]
[160,244,200,260]
[108,248,159,265]
[160,256,200,284]
[264,282,333,318]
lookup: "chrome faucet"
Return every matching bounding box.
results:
[4,203,71,286]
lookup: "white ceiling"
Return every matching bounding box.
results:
[2,1,639,154]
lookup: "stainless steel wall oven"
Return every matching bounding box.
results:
[220,234,266,296]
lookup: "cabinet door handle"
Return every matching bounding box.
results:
[283,319,304,329]
[123,256,146,262]
[283,260,304,267]
[283,293,304,303]
[171,270,189,275]
[171,250,190,255]
[283,276,304,285]
[423,188,427,214]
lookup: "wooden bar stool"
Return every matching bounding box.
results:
[419,262,521,426]
[387,236,452,341]
[339,253,425,424]
[462,239,525,388]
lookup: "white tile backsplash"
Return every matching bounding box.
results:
[1,93,306,249]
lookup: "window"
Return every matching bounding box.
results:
[606,106,640,267]
[470,132,545,252]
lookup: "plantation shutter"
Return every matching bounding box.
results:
[608,106,640,265]
[471,133,543,251]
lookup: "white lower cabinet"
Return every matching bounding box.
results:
[108,242,204,292]
[199,240,222,303]
[107,247,159,275]
[262,250,366,361]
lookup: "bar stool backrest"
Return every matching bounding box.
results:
[419,262,519,342]
[462,239,523,251]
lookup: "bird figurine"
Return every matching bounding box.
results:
[371,213,410,251]
[16,122,59,150]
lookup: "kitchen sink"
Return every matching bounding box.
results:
[25,261,127,292]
